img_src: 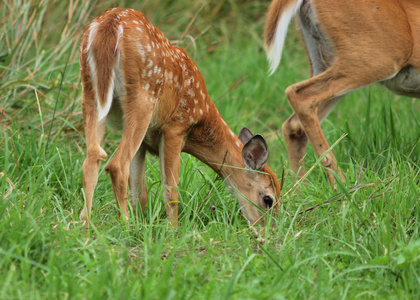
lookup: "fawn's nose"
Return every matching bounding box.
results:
[263,196,273,209]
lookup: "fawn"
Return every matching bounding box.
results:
[79,8,281,226]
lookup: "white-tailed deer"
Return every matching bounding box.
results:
[265,0,420,184]
[79,8,281,226]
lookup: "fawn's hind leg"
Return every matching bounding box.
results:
[80,94,107,225]
[105,90,154,220]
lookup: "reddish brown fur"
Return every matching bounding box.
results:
[265,0,420,184]
[79,8,281,226]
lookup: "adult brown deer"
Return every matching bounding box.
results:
[79,8,281,226]
[265,0,420,184]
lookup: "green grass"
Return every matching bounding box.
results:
[1,0,419,298]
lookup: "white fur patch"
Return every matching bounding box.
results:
[86,22,99,53]
[115,25,123,54]
[187,89,195,97]
[229,129,234,137]
[138,43,146,63]
[181,98,187,107]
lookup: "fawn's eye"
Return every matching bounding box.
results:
[263,196,273,208]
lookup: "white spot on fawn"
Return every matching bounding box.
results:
[133,20,139,25]
[181,98,187,107]
[236,141,240,148]
[148,96,157,104]
[187,89,194,97]
[229,129,234,137]
[199,109,203,115]
[143,83,150,91]
[206,104,209,111]
[137,44,146,63]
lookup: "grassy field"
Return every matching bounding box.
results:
[1,0,419,298]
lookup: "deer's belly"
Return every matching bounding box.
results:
[381,66,420,98]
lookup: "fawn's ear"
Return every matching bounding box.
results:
[242,134,269,171]
[238,127,254,144]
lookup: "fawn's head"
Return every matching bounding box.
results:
[225,128,281,225]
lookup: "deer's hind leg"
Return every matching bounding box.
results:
[80,92,108,225]
[285,57,403,185]
[105,89,155,220]
[282,7,342,181]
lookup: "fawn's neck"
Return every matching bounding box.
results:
[159,46,245,178]
[179,87,245,179]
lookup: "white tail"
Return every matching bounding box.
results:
[79,8,281,226]
[264,0,419,185]
[265,0,303,75]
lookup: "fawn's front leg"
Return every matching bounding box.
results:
[159,129,184,226]
[129,145,148,217]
